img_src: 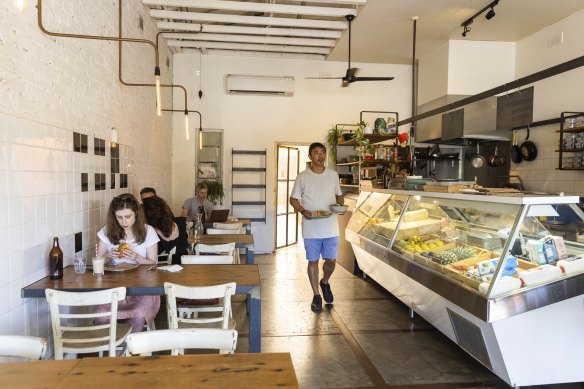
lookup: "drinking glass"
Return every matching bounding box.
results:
[73,253,86,274]
[92,257,105,277]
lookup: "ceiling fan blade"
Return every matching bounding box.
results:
[354,76,395,81]
[341,79,350,87]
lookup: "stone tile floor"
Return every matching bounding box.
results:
[233,245,584,389]
[156,245,584,388]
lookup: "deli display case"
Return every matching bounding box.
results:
[347,189,584,387]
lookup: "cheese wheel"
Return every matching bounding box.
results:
[403,209,429,222]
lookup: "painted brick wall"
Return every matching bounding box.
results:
[0,0,173,357]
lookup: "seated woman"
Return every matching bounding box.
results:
[142,195,188,264]
[96,193,160,332]
[181,182,214,223]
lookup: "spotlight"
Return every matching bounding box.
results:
[485,7,496,20]
[460,0,499,37]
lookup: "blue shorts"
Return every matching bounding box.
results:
[304,237,339,261]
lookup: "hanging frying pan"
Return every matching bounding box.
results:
[520,125,538,161]
[471,143,486,168]
[511,131,522,164]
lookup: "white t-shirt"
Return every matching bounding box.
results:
[290,167,342,239]
[97,225,160,257]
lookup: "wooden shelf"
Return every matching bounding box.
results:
[340,184,359,188]
[555,148,584,153]
[336,161,359,166]
[557,167,584,170]
[562,125,584,133]
[338,134,397,146]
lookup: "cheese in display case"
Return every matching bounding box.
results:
[347,189,584,299]
[346,188,584,387]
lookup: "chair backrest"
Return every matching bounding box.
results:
[195,243,235,256]
[206,228,240,235]
[157,246,176,265]
[45,287,127,359]
[165,282,236,330]
[213,222,243,231]
[125,328,238,356]
[0,335,47,361]
[181,254,234,265]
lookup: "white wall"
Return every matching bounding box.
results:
[172,54,412,252]
[418,40,516,103]
[511,9,584,194]
[418,41,449,105]
[447,40,516,95]
[0,0,173,354]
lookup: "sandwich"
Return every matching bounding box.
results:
[117,242,131,258]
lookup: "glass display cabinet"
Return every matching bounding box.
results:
[347,188,584,387]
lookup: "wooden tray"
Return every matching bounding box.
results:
[424,185,472,193]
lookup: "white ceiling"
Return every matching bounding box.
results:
[144,0,584,64]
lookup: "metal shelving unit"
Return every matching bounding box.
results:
[231,149,267,223]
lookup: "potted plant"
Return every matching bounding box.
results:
[353,121,372,158]
[202,179,225,205]
[325,126,343,163]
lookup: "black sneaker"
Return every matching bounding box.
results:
[311,295,322,312]
[320,279,334,304]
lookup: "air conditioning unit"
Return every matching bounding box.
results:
[225,74,294,97]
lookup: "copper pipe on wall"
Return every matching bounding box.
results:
[162,109,202,130]
[117,0,189,115]
[37,0,159,68]
[156,25,203,49]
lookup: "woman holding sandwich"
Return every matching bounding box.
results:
[96,193,160,332]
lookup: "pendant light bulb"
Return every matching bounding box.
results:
[199,130,203,150]
[111,127,118,148]
[16,0,25,11]
[155,66,161,116]
[184,111,189,140]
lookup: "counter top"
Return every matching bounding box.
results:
[361,187,580,205]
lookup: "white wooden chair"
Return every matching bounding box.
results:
[125,328,238,356]
[194,243,235,256]
[45,287,132,360]
[0,335,47,361]
[181,254,234,265]
[195,242,238,264]
[164,282,236,331]
[212,222,243,232]
[157,246,176,265]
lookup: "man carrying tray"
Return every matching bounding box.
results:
[290,142,344,312]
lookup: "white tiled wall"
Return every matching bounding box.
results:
[0,0,174,354]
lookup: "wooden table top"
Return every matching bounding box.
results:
[22,264,260,298]
[188,233,254,245]
[0,353,299,389]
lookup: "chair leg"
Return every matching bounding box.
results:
[146,320,156,331]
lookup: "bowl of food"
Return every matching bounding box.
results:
[330,204,348,215]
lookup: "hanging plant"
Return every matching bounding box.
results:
[325,126,343,163]
[202,179,225,205]
[353,121,371,158]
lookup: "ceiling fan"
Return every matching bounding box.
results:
[307,14,394,87]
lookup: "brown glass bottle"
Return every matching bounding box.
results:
[49,237,63,279]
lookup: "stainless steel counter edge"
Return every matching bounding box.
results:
[358,237,584,322]
[360,187,580,205]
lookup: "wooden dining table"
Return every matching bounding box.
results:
[21,264,262,352]
[188,233,255,264]
[0,352,299,388]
